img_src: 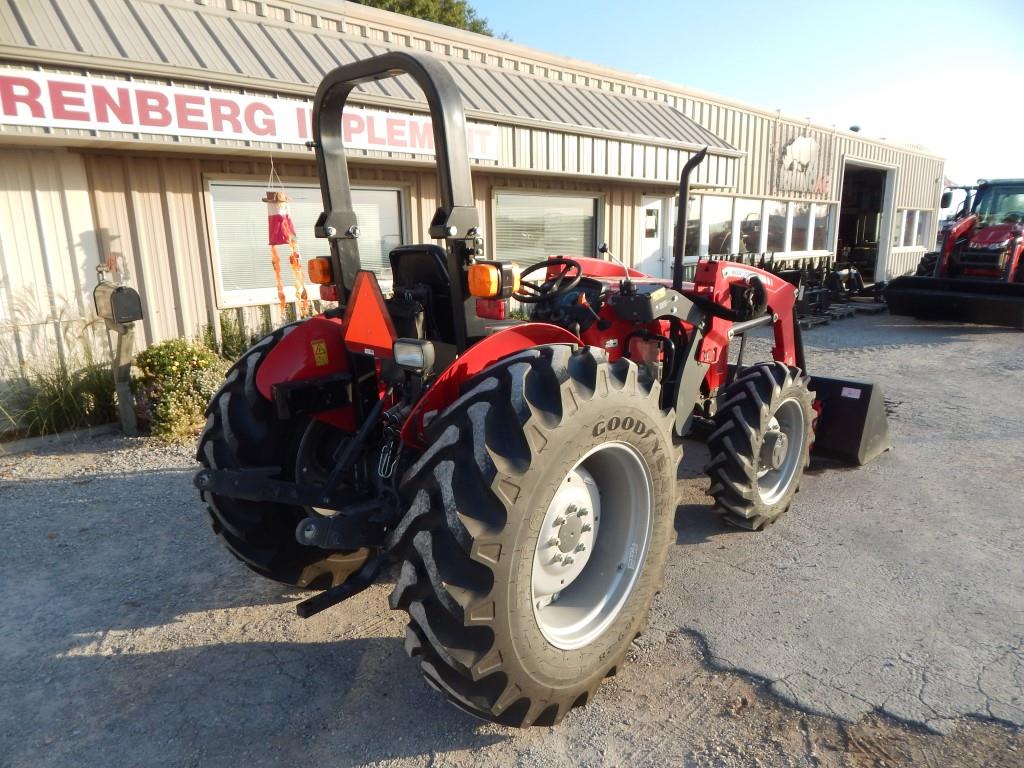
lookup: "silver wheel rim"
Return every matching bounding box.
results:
[531,441,653,650]
[756,398,806,506]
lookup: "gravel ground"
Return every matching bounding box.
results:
[0,312,1021,767]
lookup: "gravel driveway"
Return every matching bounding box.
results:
[0,313,1021,767]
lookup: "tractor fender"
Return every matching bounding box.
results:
[254,313,357,431]
[400,322,582,448]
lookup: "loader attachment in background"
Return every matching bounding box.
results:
[885,276,1024,329]
[809,376,891,466]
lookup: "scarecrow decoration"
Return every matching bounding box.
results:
[262,181,310,317]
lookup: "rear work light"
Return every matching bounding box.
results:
[308,257,334,285]
[475,298,507,320]
[468,261,520,298]
[393,338,436,375]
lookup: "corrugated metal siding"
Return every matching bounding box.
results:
[0,148,104,373]
[0,0,734,155]
[0,147,655,369]
[888,247,928,278]
[672,101,944,208]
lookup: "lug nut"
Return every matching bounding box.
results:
[553,516,566,526]
[575,543,586,553]
[581,523,593,532]
[563,556,575,566]
[552,553,564,563]
[548,537,561,548]
[577,507,589,518]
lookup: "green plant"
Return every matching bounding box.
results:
[199,310,274,361]
[218,313,254,361]
[0,361,117,439]
[133,339,228,440]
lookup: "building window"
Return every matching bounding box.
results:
[765,201,787,253]
[812,204,832,250]
[704,196,733,255]
[494,192,598,264]
[208,180,404,306]
[893,211,904,248]
[734,198,762,253]
[902,211,916,247]
[791,202,811,251]
[915,211,931,247]
[683,195,701,258]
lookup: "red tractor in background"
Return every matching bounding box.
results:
[886,179,1024,328]
[194,52,890,727]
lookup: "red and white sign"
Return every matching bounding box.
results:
[0,70,500,161]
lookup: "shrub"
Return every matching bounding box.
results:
[133,339,228,440]
[199,310,273,361]
[0,361,117,439]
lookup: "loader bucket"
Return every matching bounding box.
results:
[809,376,891,466]
[885,276,1024,329]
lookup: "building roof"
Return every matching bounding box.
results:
[0,0,736,155]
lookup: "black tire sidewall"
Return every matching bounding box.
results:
[499,389,676,690]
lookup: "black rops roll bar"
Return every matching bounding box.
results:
[312,51,480,351]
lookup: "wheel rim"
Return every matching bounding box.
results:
[531,442,653,650]
[755,398,807,506]
[295,421,360,517]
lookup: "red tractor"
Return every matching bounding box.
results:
[886,179,1024,328]
[194,52,889,727]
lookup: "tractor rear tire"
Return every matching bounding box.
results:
[389,344,677,727]
[915,251,939,276]
[196,324,369,589]
[705,362,813,531]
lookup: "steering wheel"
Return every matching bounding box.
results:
[1002,211,1024,223]
[512,257,583,304]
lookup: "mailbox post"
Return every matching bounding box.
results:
[93,267,144,436]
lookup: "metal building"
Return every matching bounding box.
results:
[0,0,944,370]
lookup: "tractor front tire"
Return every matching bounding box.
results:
[389,345,677,727]
[915,251,939,276]
[705,362,813,530]
[197,325,368,589]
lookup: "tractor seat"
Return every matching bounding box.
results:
[387,244,457,344]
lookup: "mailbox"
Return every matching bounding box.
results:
[93,282,143,325]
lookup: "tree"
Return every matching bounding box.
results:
[353,0,496,36]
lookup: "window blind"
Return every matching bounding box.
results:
[494,193,597,265]
[209,181,402,302]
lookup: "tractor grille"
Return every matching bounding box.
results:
[957,247,1006,270]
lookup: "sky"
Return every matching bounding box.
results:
[472,0,1023,186]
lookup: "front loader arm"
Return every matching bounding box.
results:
[667,259,799,435]
[692,260,799,374]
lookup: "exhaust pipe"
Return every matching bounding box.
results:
[672,147,708,292]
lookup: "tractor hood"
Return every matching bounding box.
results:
[969,222,1021,248]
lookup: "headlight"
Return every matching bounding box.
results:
[392,338,435,375]
[970,238,1010,250]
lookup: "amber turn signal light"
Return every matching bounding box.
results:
[308,257,334,285]
[468,261,520,298]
